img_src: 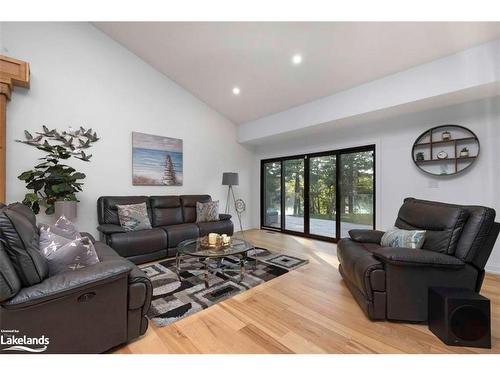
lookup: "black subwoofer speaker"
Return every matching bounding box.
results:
[428,287,491,348]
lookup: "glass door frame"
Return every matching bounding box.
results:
[260,144,376,243]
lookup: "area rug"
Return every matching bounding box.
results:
[140,247,308,327]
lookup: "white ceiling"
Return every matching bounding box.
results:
[94,22,500,124]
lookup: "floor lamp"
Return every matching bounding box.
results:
[222,172,243,233]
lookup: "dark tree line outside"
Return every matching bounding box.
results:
[264,151,374,226]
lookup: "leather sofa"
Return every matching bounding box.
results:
[97,195,234,264]
[337,197,500,322]
[0,202,152,353]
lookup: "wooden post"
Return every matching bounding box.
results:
[0,55,30,203]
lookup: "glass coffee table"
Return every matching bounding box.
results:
[175,237,256,286]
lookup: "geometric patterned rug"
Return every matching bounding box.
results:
[139,247,308,327]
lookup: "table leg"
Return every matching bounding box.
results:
[239,255,245,282]
[204,259,210,288]
[175,252,182,282]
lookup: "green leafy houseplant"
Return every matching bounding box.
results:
[17,125,99,214]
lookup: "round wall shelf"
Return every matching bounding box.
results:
[412,125,480,176]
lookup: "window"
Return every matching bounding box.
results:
[261,145,375,242]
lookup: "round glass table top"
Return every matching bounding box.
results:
[177,237,254,258]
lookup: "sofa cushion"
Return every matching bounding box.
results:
[180,195,211,223]
[107,228,168,258]
[337,238,385,298]
[162,223,200,248]
[197,219,234,237]
[97,196,151,225]
[0,242,21,302]
[150,196,183,227]
[0,206,48,286]
[7,202,37,229]
[394,198,469,254]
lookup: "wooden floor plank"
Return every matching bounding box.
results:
[114,229,500,354]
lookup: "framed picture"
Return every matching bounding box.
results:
[132,132,183,186]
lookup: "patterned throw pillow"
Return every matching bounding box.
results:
[196,200,219,222]
[117,203,152,231]
[39,216,100,276]
[381,227,426,249]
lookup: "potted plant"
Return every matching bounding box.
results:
[16,125,99,215]
[442,131,451,141]
[460,147,469,158]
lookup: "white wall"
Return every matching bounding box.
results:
[253,97,500,273]
[2,22,255,235]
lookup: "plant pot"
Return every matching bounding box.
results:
[460,151,469,158]
[54,200,77,221]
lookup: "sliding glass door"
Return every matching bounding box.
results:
[262,161,281,229]
[284,158,305,233]
[339,150,375,238]
[309,155,336,238]
[261,145,375,242]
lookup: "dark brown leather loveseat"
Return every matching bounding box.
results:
[0,202,152,353]
[97,195,234,264]
[337,198,500,322]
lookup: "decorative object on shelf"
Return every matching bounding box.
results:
[16,125,99,215]
[412,125,480,176]
[436,151,448,159]
[132,132,183,186]
[222,172,244,233]
[440,164,449,175]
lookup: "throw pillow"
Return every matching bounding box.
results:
[196,200,219,222]
[39,227,99,276]
[380,227,426,249]
[39,215,80,240]
[39,218,99,276]
[116,203,152,231]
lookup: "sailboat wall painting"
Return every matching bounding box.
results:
[132,132,183,186]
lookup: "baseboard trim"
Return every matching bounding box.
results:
[485,264,500,275]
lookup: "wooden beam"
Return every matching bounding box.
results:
[0,55,30,203]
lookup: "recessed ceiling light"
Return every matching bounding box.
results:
[232,87,241,95]
[292,54,302,65]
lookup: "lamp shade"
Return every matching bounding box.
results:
[222,172,239,186]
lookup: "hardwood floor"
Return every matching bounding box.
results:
[113,229,500,354]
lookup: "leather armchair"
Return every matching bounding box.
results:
[337,198,500,322]
[0,203,152,353]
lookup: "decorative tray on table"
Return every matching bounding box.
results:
[199,236,232,251]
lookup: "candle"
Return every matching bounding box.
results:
[208,233,218,246]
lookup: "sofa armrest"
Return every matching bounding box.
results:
[371,247,465,269]
[219,214,232,221]
[349,229,385,244]
[3,259,133,308]
[97,224,126,235]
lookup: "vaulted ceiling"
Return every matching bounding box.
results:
[95,22,500,124]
